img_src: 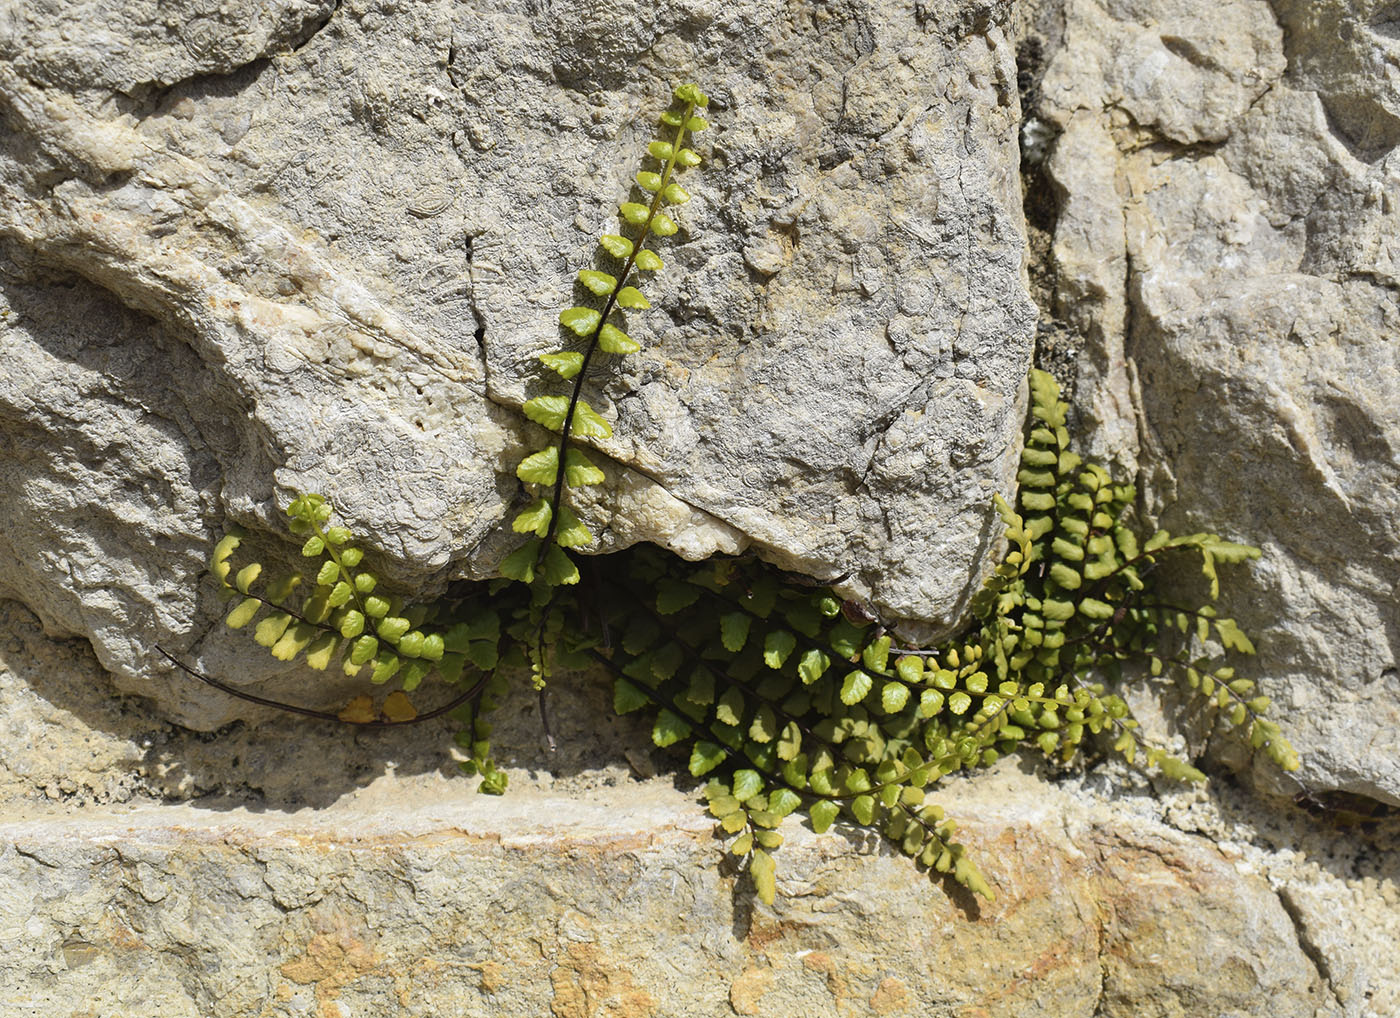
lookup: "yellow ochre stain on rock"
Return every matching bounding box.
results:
[548,943,658,1018]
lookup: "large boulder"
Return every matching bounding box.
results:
[0,0,1034,727]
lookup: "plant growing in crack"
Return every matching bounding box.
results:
[175,84,1300,906]
[500,82,711,688]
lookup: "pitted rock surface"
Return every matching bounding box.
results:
[1028,0,1400,803]
[0,0,1033,722]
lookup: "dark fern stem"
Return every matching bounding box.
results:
[497,82,711,690]
[539,89,708,554]
[501,83,711,589]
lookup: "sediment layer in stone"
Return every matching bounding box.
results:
[0,772,1348,1018]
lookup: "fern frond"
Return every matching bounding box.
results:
[208,494,513,789]
[510,82,711,585]
[564,370,1292,902]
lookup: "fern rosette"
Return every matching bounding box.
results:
[193,87,1301,907]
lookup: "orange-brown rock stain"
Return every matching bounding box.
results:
[802,951,850,1004]
[279,911,382,1016]
[548,943,658,1018]
[869,975,912,1014]
[727,966,773,1014]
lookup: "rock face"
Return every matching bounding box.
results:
[1,0,1398,1012]
[4,597,1393,1018]
[1027,0,1400,804]
[0,0,1034,723]
[0,786,1359,1018]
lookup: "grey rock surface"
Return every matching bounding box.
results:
[1029,0,1400,803]
[0,0,1397,1011]
[0,0,1034,725]
[4,1,337,95]
[1270,0,1400,162]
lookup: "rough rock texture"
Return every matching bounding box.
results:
[2,0,1399,1012]
[1026,0,1400,803]
[0,791,1356,1018]
[4,600,1396,1018]
[4,574,1398,1016]
[0,0,1034,723]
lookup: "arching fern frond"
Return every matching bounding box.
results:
[210,493,514,793]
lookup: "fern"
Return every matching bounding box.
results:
[206,369,1296,903]
[574,373,1298,903]
[498,82,710,689]
[196,86,1299,907]
[211,493,514,791]
[503,83,710,588]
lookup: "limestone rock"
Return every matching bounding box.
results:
[0,758,1370,1018]
[1270,0,1400,162]
[0,0,1034,726]
[2,1,337,94]
[1030,0,1400,803]
[3,599,1393,1016]
[1,0,1396,1009]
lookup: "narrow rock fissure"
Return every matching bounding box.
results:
[854,378,931,493]
[1276,885,1347,1011]
[1344,270,1400,297]
[1014,9,1083,398]
[291,0,342,54]
[1091,922,1109,1018]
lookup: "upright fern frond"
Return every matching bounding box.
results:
[980,371,1296,774]
[502,83,711,590]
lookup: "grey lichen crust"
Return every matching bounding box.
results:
[0,0,1033,724]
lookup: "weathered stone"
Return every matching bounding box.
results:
[1030,0,1400,803]
[0,0,1034,726]
[1037,0,1284,146]
[1270,0,1400,163]
[0,759,1371,1018]
[2,1,337,95]
[2,0,1397,1009]
[3,598,1395,1016]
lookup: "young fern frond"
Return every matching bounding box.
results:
[505,82,711,589]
